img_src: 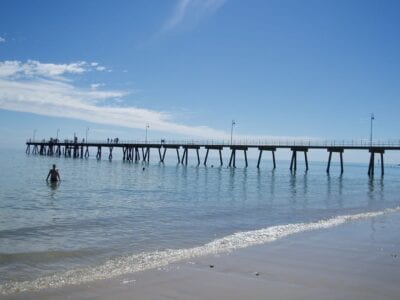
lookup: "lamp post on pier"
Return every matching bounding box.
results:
[56,129,60,140]
[370,113,374,146]
[145,123,149,144]
[230,120,236,145]
[33,129,37,142]
[86,127,89,144]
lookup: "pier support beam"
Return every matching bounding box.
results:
[181,146,201,165]
[368,148,385,177]
[203,146,224,166]
[181,148,187,165]
[161,148,167,163]
[109,147,113,161]
[196,148,200,165]
[56,145,61,156]
[84,146,89,158]
[289,151,297,171]
[39,144,45,155]
[204,149,209,166]
[160,146,181,163]
[32,145,38,155]
[47,142,54,156]
[326,147,344,174]
[257,146,277,169]
[129,147,134,162]
[73,144,79,158]
[96,146,102,160]
[228,149,236,168]
[126,147,130,161]
[176,148,180,163]
[290,147,309,172]
[158,148,162,162]
[229,146,248,168]
[142,147,150,163]
[122,147,127,161]
[135,147,140,162]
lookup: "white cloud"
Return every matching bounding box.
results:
[90,83,106,90]
[0,60,230,139]
[0,60,316,142]
[161,0,226,34]
[0,36,5,43]
[0,60,87,79]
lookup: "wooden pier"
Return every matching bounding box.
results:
[25,139,400,176]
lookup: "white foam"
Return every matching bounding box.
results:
[2,207,399,295]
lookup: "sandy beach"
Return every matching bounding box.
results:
[3,211,400,300]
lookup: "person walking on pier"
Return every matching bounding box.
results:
[46,164,61,182]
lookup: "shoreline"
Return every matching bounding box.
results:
[3,210,400,300]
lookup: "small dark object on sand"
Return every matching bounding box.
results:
[209,265,214,268]
[211,165,214,168]
[142,167,145,171]
[254,272,260,276]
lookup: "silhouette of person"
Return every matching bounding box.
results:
[46,164,61,182]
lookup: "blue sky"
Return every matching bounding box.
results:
[0,0,399,150]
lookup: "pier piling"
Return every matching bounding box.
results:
[180,146,201,165]
[257,146,277,169]
[109,147,113,161]
[204,146,224,166]
[368,148,384,176]
[326,148,344,174]
[96,146,102,160]
[204,149,209,166]
[290,147,308,172]
[85,146,89,158]
[229,146,248,168]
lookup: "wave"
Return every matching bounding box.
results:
[1,206,399,295]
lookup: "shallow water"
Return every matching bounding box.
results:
[1,147,400,293]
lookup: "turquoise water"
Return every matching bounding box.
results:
[1,147,400,293]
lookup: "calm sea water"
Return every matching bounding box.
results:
[1,147,400,293]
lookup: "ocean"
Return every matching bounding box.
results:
[1,147,400,294]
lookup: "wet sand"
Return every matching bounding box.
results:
[3,212,400,300]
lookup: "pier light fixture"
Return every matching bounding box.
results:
[145,123,150,144]
[86,127,90,144]
[33,129,37,142]
[370,113,374,146]
[56,129,60,140]
[230,120,236,145]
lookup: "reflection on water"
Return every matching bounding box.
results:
[47,181,60,199]
[368,177,385,206]
[326,174,344,208]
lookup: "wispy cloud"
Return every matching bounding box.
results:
[0,60,315,141]
[0,60,107,80]
[0,36,5,43]
[0,60,230,139]
[161,0,226,34]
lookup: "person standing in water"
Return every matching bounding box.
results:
[46,164,61,182]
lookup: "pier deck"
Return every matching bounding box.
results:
[25,139,400,176]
